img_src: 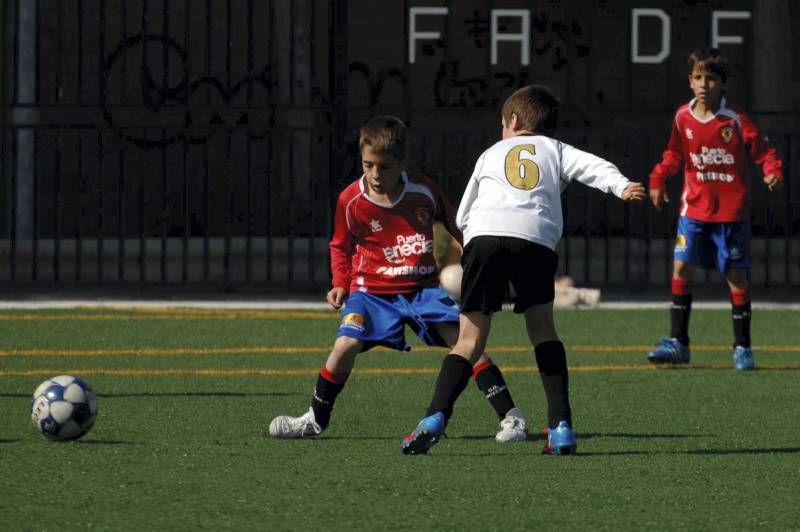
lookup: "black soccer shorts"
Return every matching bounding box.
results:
[460,235,558,314]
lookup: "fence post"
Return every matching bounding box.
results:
[14,0,38,241]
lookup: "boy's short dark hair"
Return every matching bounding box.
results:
[358,116,408,162]
[687,48,731,83]
[501,85,559,134]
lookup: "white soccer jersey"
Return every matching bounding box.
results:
[457,135,633,250]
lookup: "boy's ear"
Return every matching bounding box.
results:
[509,113,519,131]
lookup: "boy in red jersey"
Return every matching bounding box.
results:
[268,116,527,441]
[646,48,783,370]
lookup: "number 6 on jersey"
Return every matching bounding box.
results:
[504,144,540,190]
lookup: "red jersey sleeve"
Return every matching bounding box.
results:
[329,189,356,290]
[738,111,784,181]
[649,115,685,190]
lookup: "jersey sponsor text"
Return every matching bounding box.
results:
[689,146,735,170]
[382,233,433,263]
[376,264,437,277]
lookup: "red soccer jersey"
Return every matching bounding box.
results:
[649,97,783,222]
[329,171,462,295]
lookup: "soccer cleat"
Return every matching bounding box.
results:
[401,412,446,455]
[268,407,323,439]
[733,345,755,371]
[542,420,577,455]
[495,407,529,442]
[647,337,691,364]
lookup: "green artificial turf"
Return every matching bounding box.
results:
[1,307,798,530]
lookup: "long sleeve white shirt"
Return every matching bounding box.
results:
[457,134,632,250]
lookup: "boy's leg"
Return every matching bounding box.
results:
[524,301,577,455]
[426,312,492,420]
[726,270,751,348]
[670,266,693,346]
[649,216,703,364]
[719,222,754,370]
[311,336,361,429]
[726,269,754,370]
[524,302,570,428]
[472,356,516,419]
[433,321,516,420]
[401,311,491,455]
[647,267,693,364]
[268,336,360,439]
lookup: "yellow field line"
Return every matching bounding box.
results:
[570,344,800,352]
[2,344,799,357]
[0,310,339,321]
[2,363,799,378]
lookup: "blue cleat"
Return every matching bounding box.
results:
[647,337,691,364]
[542,420,577,455]
[733,345,755,371]
[401,412,446,455]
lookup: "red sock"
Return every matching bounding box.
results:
[729,289,750,306]
[671,277,690,296]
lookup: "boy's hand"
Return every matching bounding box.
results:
[621,182,646,202]
[326,287,348,310]
[764,174,782,191]
[649,187,668,211]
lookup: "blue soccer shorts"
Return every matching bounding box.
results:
[673,216,750,272]
[336,288,459,352]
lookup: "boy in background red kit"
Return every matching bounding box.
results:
[647,48,783,370]
[268,116,528,442]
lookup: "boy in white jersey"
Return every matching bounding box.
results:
[268,116,528,442]
[401,86,646,455]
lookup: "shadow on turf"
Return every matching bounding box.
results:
[2,392,302,398]
[683,447,800,455]
[459,432,699,442]
[77,439,141,445]
[99,391,302,398]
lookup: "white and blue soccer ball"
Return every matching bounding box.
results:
[30,375,98,441]
[439,263,463,301]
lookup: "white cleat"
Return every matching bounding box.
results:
[268,407,323,439]
[495,407,529,442]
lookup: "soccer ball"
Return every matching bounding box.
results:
[30,375,98,441]
[439,263,463,301]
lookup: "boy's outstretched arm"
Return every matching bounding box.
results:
[621,182,646,202]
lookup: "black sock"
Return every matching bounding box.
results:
[425,354,473,422]
[474,360,515,419]
[670,294,692,345]
[534,340,571,429]
[732,302,751,348]
[310,370,348,430]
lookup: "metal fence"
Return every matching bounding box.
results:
[1,1,797,294]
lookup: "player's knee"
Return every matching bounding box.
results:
[725,269,749,289]
[673,261,693,279]
[332,336,363,357]
[525,314,557,346]
[453,337,485,361]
